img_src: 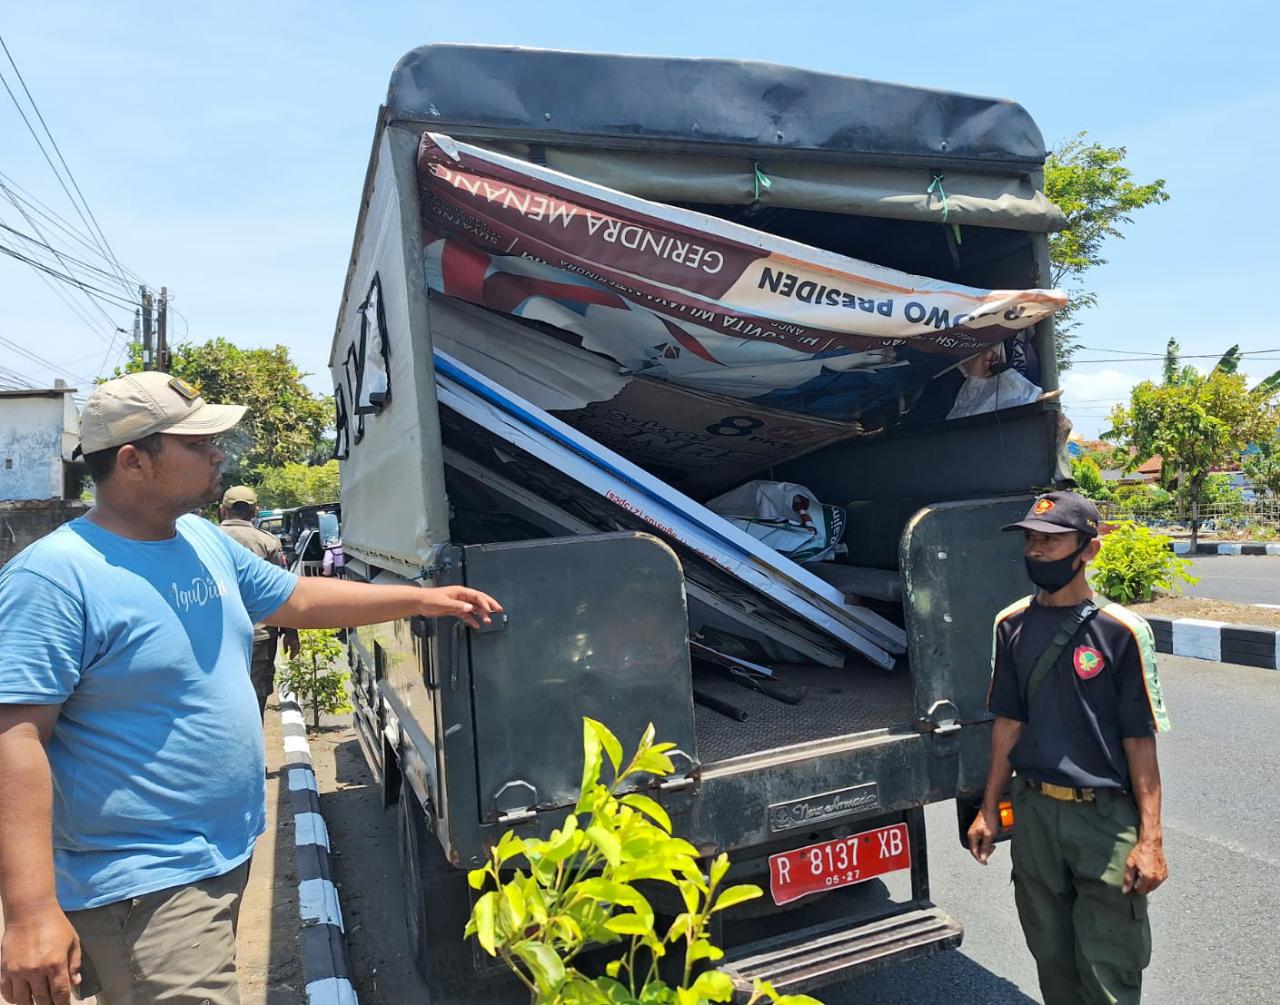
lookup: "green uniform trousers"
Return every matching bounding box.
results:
[1010,777,1151,1005]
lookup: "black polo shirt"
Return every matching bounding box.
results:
[988,596,1171,790]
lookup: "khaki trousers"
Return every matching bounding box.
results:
[66,861,250,1005]
[249,633,279,719]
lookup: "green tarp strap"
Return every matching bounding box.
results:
[928,173,963,245]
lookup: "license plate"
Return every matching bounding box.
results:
[768,823,911,906]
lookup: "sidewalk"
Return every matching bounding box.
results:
[0,703,304,1004]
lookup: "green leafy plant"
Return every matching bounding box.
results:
[465,719,822,1005]
[1090,522,1198,604]
[1071,457,1112,502]
[1105,369,1277,547]
[255,460,341,509]
[118,337,333,481]
[276,628,351,730]
[1044,133,1169,370]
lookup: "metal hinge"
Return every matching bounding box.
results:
[497,807,537,825]
[659,776,695,793]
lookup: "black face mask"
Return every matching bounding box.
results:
[1025,537,1090,593]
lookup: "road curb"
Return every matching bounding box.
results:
[1168,541,1280,556]
[1145,616,1280,669]
[278,692,359,1005]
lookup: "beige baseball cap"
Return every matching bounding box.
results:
[79,372,247,455]
[221,485,258,508]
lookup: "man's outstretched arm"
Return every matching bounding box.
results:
[266,577,502,631]
[0,704,80,1005]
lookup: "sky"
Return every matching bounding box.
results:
[1,1,1276,439]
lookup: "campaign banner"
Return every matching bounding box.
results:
[416,133,1066,422]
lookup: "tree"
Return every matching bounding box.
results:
[1044,134,1169,370]
[122,339,332,482]
[256,460,341,509]
[1243,437,1280,499]
[1104,371,1277,547]
[277,629,351,732]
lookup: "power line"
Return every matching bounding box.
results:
[0,169,146,286]
[0,207,126,350]
[0,221,146,292]
[0,242,144,312]
[0,335,96,387]
[1070,355,1280,365]
[0,184,123,333]
[0,33,133,298]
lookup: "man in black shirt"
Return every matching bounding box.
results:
[968,491,1170,1004]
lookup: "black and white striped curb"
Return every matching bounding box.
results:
[1170,541,1280,556]
[1146,616,1280,669]
[279,692,358,1005]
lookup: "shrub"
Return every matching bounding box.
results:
[1071,457,1111,502]
[1091,522,1198,604]
[277,628,351,730]
[465,719,822,1005]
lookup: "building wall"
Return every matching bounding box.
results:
[0,396,65,501]
[0,500,89,566]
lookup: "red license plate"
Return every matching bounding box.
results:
[768,823,911,906]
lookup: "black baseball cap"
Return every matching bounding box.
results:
[1002,490,1101,538]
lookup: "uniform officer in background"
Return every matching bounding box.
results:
[218,485,299,716]
[968,491,1170,1004]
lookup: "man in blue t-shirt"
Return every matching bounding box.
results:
[0,372,501,1005]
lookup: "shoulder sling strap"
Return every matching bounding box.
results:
[1023,599,1098,712]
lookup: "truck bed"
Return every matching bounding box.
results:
[693,661,914,763]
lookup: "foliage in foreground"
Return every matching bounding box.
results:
[277,628,351,730]
[465,719,821,1005]
[1091,522,1198,604]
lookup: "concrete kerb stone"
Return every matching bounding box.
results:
[278,692,359,1005]
[1145,615,1280,670]
[1168,541,1280,556]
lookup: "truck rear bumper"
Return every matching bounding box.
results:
[720,906,962,1000]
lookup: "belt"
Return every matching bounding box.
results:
[1024,778,1097,802]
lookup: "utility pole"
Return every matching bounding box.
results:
[156,287,169,372]
[140,285,154,370]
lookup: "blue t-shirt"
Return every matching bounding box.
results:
[0,514,298,910]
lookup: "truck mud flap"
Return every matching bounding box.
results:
[720,906,962,999]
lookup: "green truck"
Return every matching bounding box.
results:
[331,44,1067,1002]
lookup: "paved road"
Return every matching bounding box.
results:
[319,655,1280,1004]
[1183,555,1280,606]
[827,654,1280,1003]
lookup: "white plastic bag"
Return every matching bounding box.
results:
[707,481,846,563]
[946,367,1042,420]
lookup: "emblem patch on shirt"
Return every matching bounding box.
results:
[1073,645,1105,679]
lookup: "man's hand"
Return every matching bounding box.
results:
[282,630,301,660]
[0,904,81,1005]
[419,586,503,630]
[1122,838,1168,895]
[967,806,999,864]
